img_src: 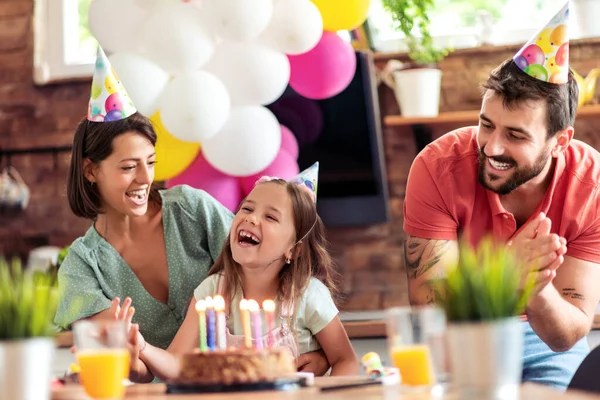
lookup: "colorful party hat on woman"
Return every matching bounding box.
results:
[289,162,319,203]
[513,2,569,84]
[87,47,137,122]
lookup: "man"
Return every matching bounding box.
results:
[403,3,600,391]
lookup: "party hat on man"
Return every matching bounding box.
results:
[289,162,319,203]
[87,47,137,122]
[513,2,569,84]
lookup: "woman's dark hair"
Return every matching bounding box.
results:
[67,112,161,220]
[482,59,579,139]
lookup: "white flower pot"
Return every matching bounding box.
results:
[0,338,55,400]
[447,317,523,400]
[381,60,442,118]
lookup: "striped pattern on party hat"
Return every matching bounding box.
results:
[87,47,137,122]
[513,2,569,84]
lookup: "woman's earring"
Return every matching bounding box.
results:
[285,258,291,264]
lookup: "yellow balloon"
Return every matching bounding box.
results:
[311,0,372,32]
[151,111,201,182]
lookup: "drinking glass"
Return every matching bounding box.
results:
[73,320,130,400]
[385,306,448,391]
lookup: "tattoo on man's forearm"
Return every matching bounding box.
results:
[562,288,586,301]
[404,235,452,279]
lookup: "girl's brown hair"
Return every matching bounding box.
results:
[67,112,162,220]
[207,179,339,333]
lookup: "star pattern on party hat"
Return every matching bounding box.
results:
[87,47,137,122]
[513,2,569,84]
[289,162,319,204]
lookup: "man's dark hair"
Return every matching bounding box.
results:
[482,59,579,139]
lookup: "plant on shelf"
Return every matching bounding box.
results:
[0,256,60,340]
[381,0,451,66]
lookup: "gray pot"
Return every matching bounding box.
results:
[0,338,55,400]
[447,317,523,400]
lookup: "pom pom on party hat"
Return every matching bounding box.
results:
[289,162,319,203]
[513,2,569,84]
[87,47,137,122]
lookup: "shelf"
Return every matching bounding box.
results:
[384,104,600,128]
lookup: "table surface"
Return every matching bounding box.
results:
[52,377,600,399]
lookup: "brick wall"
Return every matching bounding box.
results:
[3,0,600,310]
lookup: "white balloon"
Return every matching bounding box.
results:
[203,0,273,42]
[88,0,148,53]
[158,71,231,143]
[259,0,323,55]
[204,41,290,106]
[108,53,170,116]
[202,106,281,176]
[142,2,215,75]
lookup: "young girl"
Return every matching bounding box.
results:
[118,166,359,382]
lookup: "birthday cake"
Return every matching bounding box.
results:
[178,347,296,385]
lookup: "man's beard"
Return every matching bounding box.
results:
[478,147,550,195]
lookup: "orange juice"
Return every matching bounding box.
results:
[76,349,130,399]
[391,344,436,386]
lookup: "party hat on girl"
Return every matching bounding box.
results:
[87,47,137,122]
[513,2,569,84]
[289,162,319,203]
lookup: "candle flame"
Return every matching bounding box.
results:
[205,296,214,308]
[247,299,260,313]
[195,299,207,312]
[213,295,225,311]
[239,299,249,310]
[262,299,275,312]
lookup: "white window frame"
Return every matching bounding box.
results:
[33,0,94,85]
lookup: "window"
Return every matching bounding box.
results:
[33,0,96,84]
[370,0,571,53]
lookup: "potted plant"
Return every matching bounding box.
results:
[380,0,450,117]
[432,238,534,399]
[0,256,60,400]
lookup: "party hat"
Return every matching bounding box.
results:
[289,162,319,203]
[513,2,569,84]
[87,47,137,122]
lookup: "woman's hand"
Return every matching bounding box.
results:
[111,297,147,379]
[296,349,331,376]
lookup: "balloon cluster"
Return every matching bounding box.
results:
[89,0,371,211]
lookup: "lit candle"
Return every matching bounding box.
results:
[205,296,216,351]
[240,299,252,348]
[213,295,226,350]
[195,300,207,351]
[262,299,275,347]
[247,299,262,349]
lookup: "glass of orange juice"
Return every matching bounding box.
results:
[385,306,448,392]
[73,320,130,400]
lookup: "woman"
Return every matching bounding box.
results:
[55,112,233,350]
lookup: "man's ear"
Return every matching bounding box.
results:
[83,158,97,183]
[551,126,573,157]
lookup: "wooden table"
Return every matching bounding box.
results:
[52,378,600,399]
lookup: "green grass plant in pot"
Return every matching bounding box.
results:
[380,0,450,117]
[432,238,535,399]
[0,256,60,400]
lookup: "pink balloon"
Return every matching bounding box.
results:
[280,125,299,160]
[288,31,356,100]
[166,152,243,212]
[240,149,300,196]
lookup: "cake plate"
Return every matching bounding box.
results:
[166,377,306,394]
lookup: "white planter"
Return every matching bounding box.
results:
[0,338,55,400]
[381,60,442,118]
[447,317,523,400]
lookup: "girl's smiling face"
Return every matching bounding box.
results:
[230,182,296,270]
